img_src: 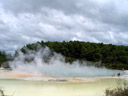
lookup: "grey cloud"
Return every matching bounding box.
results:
[1,0,128,29]
[0,0,78,14]
[0,0,128,53]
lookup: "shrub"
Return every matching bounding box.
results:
[0,89,5,96]
[104,80,128,96]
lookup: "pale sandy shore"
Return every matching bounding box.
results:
[0,69,127,96]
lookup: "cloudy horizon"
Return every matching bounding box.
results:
[0,0,128,53]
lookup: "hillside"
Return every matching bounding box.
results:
[19,41,128,70]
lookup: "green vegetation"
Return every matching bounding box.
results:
[104,80,128,96]
[0,89,5,96]
[1,41,128,70]
[20,41,128,70]
[0,51,12,68]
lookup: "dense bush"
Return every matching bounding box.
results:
[0,51,12,68]
[0,89,5,96]
[20,41,128,70]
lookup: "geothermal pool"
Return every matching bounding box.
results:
[0,69,126,96]
[1,47,125,96]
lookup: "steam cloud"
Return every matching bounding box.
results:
[9,46,118,77]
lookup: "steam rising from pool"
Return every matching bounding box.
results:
[9,46,118,77]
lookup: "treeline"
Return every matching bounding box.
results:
[20,41,128,70]
[0,51,12,68]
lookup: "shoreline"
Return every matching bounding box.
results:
[0,69,127,83]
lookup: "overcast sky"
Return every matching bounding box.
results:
[0,0,128,53]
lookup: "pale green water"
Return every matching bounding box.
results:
[0,78,121,96]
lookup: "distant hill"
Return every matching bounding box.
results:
[19,41,128,70]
